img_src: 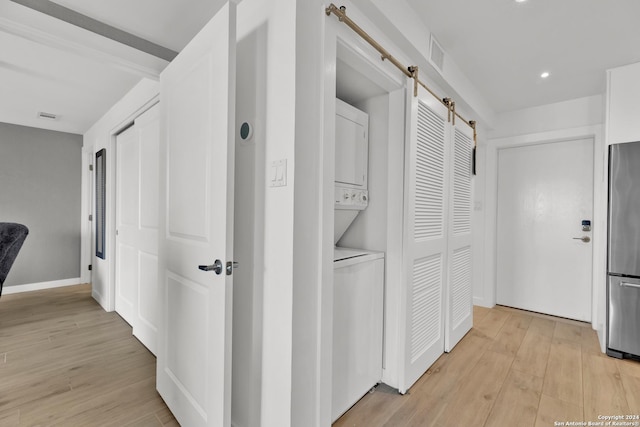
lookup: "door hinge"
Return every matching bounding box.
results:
[88,264,92,271]
[89,214,93,221]
[89,164,93,171]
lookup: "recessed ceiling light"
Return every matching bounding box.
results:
[515,0,527,3]
[540,72,550,79]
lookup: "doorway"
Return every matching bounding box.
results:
[496,137,594,321]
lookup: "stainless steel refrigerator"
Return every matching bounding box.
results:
[607,141,640,359]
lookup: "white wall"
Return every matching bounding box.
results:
[232,16,266,427]
[480,95,606,343]
[489,95,604,139]
[82,78,159,311]
[235,1,298,426]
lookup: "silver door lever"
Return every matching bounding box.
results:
[199,259,223,275]
[572,236,591,243]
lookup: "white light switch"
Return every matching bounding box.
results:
[270,159,287,187]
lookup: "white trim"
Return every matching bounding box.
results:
[0,18,162,80]
[0,0,166,80]
[3,277,83,295]
[473,296,492,308]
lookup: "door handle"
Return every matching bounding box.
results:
[199,259,223,275]
[620,282,640,289]
[572,236,591,243]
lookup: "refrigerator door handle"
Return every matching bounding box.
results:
[620,281,640,289]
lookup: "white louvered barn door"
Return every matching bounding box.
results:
[444,123,474,352]
[399,83,451,393]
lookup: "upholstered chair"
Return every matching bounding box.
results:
[0,223,29,297]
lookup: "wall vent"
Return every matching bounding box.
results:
[429,34,445,74]
[37,111,58,120]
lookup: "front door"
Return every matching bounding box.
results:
[497,138,593,321]
[156,2,237,426]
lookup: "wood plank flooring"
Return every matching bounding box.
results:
[0,284,178,426]
[335,305,640,427]
[4,286,640,426]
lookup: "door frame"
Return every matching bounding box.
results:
[81,148,94,285]
[105,96,160,312]
[322,14,408,399]
[483,125,606,333]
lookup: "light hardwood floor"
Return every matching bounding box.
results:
[0,284,178,426]
[3,286,640,427]
[334,305,640,427]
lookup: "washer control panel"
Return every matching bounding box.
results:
[335,186,368,210]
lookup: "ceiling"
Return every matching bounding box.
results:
[1,0,639,134]
[0,0,215,134]
[405,0,640,113]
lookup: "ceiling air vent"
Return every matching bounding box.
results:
[37,111,58,121]
[429,34,445,74]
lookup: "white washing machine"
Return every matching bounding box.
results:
[332,247,384,422]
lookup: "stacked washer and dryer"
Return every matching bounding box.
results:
[332,99,385,422]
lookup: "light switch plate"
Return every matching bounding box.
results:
[269,159,287,187]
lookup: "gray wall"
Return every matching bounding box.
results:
[0,122,82,287]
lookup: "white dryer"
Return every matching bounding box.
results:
[334,98,369,244]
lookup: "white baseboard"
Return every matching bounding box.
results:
[92,288,112,312]
[473,296,494,308]
[3,277,82,295]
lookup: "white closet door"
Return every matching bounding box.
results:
[115,124,139,328]
[115,103,160,355]
[399,83,450,393]
[444,124,473,352]
[132,104,160,354]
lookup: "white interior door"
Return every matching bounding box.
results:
[497,138,594,321]
[445,124,474,351]
[115,124,139,328]
[115,103,160,354]
[156,3,236,426]
[400,83,450,393]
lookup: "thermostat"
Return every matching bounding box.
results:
[240,122,253,140]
